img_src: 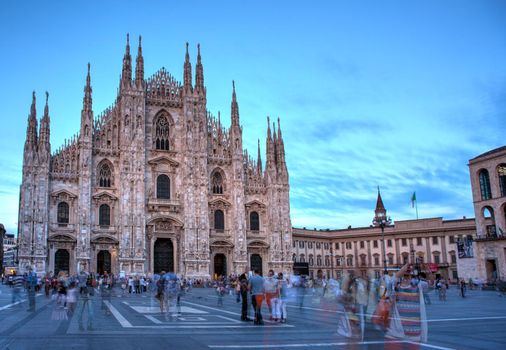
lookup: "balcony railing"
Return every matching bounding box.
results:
[147,198,181,213]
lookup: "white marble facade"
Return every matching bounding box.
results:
[17,36,293,278]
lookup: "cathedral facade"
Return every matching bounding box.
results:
[17,35,293,278]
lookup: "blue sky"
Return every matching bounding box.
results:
[0,0,505,235]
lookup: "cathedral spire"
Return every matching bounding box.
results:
[39,91,51,153]
[135,35,144,87]
[183,42,192,93]
[195,43,204,93]
[25,91,38,150]
[81,64,93,141]
[265,116,275,171]
[83,63,92,112]
[121,33,132,88]
[257,139,263,176]
[231,80,239,126]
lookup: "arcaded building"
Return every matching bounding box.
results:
[458,146,506,281]
[17,35,293,278]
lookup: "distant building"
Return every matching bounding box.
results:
[3,233,16,252]
[458,146,506,282]
[292,192,475,281]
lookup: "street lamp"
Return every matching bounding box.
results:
[372,188,391,273]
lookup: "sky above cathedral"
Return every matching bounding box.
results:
[0,0,505,235]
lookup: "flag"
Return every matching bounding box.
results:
[411,192,417,208]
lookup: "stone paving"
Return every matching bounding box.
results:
[0,283,505,349]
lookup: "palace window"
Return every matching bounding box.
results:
[432,236,439,245]
[387,239,392,247]
[308,242,313,249]
[360,255,366,266]
[479,169,492,200]
[336,256,342,266]
[156,174,170,199]
[300,254,305,263]
[417,237,423,246]
[373,254,380,266]
[450,252,457,264]
[346,242,352,249]
[299,241,304,248]
[317,255,322,266]
[57,202,69,224]
[211,171,224,194]
[373,240,378,248]
[292,254,296,262]
[309,255,314,266]
[98,162,112,187]
[402,253,409,264]
[360,241,365,249]
[449,236,455,244]
[250,211,259,231]
[387,254,394,266]
[214,210,224,231]
[154,115,170,150]
[498,164,506,197]
[325,256,330,266]
[316,242,321,249]
[335,242,340,250]
[99,204,110,227]
[346,255,353,267]
[433,253,441,264]
[401,238,407,247]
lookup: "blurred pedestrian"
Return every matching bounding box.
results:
[249,269,265,325]
[26,267,37,312]
[78,276,94,331]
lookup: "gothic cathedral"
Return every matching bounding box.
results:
[17,35,293,278]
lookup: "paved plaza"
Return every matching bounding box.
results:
[0,284,505,349]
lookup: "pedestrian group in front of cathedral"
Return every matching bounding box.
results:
[4,262,447,349]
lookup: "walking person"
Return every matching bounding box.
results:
[460,278,466,298]
[264,270,278,320]
[273,272,288,323]
[156,271,167,313]
[239,270,251,321]
[419,273,431,305]
[78,276,94,331]
[11,271,24,305]
[385,264,428,349]
[248,269,265,325]
[26,267,37,312]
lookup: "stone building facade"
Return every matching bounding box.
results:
[459,146,506,281]
[292,192,476,281]
[17,35,293,278]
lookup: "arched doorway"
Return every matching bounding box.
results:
[54,249,69,275]
[154,238,174,273]
[214,254,227,278]
[250,254,262,276]
[97,250,111,275]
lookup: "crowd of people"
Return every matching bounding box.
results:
[1,263,483,347]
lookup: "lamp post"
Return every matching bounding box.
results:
[372,188,391,274]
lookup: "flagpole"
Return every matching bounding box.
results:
[415,199,419,220]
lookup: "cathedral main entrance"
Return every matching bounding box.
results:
[54,249,70,275]
[154,238,174,273]
[250,254,263,276]
[97,250,111,275]
[214,254,227,278]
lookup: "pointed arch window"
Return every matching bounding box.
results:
[498,164,506,197]
[99,204,110,227]
[479,169,492,200]
[98,162,112,187]
[155,115,170,150]
[57,202,69,225]
[214,209,224,231]
[211,171,224,194]
[250,211,260,231]
[156,174,170,199]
